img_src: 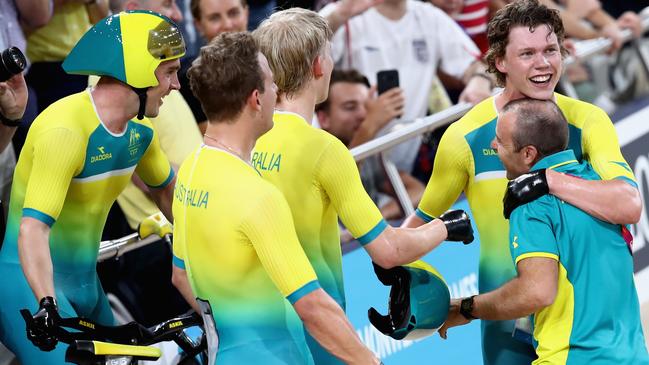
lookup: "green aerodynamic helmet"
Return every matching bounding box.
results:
[368,260,450,340]
[63,10,186,89]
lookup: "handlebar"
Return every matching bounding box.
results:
[20,309,206,363]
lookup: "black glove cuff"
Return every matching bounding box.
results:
[39,296,57,310]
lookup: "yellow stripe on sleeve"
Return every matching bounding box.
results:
[515,252,559,265]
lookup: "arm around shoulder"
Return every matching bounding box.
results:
[546,169,642,224]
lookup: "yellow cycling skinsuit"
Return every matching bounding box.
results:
[172,145,321,365]
[0,90,173,364]
[415,93,637,365]
[253,111,387,365]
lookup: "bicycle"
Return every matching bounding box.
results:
[20,306,207,364]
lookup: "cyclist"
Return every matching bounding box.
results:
[0,10,184,364]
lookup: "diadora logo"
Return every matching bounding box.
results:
[482,148,497,156]
[512,236,519,249]
[90,146,112,163]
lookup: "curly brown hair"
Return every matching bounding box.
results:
[486,0,568,87]
[188,32,264,123]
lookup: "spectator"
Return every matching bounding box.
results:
[25,0,109,113]
[430,0,489,55]
[180,0,249,134]
[541,0,643,54]
[316,69,423,220]
[320,0,493,176]
[0,0,52,224]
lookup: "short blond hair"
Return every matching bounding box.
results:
[253,8,332,97]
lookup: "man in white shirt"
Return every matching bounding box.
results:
[320,0,493,172]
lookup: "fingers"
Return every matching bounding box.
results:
[618,12,643,38]
[373,87,404,119]
[438,325,448,340]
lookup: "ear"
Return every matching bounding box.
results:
[194,18,204,36]
[313,55,324,79]
[316,110,329,129]
[523,145,539,166]
[243,5,250,22]
[495,56,507,74]
[248,89,262,111]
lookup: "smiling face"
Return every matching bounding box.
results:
[146,59,181,117]
[194,0,249,41]
[319,81,369,145]
[496,25,562,101]
[491,110,532,179]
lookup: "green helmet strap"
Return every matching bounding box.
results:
[132,87,148,120]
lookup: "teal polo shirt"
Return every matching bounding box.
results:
[508,150,649,365]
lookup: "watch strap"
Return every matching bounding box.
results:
[459,295,477,320]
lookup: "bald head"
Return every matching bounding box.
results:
[502,98,569,161]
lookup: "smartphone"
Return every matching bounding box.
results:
[377,69,399,95]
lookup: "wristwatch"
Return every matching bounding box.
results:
[459,295,477,320]
[0,113,21,127]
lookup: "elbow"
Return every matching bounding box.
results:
[171,267,184,290]
[365,227,403,269]
[371,254,399,270]
[618,187,642,224]
[528,286,556,312]
[293,290,326,324]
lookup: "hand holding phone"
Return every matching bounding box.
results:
[377,69,399,95]
[376,69,402,119]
